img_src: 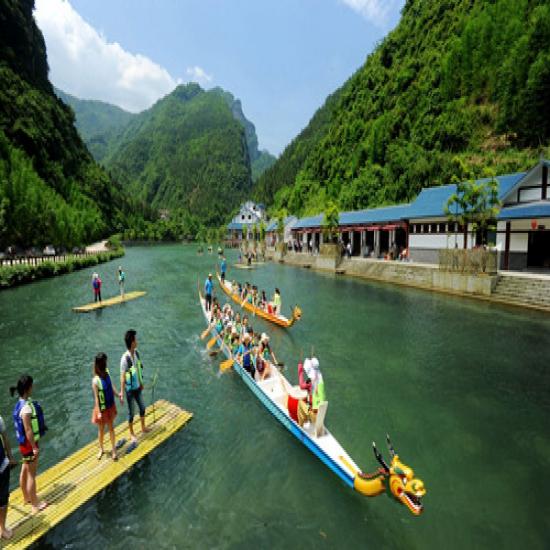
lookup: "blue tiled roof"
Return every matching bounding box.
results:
[498,201,550,220]
[293,215,324,230]
[339,204,411,225]
[406,173,526,219]
[266,216,296,232]
[227,222,244,230]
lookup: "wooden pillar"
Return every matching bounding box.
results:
[504,221,511,270]
[542,165,548,200]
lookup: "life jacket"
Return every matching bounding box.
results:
[94,370,115,411]
[241,343,252,367]
[13,398,47,445]
[124,350,144,392]
[119,271,125,282]
[92,278,99,289]
[311,376,326,410]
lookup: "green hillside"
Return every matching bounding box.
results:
[103,83,253,226]
[54,88,134,161]
[0,0,127,249]
[258,0,550,216]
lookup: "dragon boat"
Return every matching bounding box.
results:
[199,290,426,514]
[216,272,302,328]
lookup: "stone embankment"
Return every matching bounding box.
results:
[268,249,550,313]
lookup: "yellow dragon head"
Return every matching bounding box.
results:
[292,305,302,321]
[373,435,426,515]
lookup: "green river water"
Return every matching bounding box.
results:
[1,245,549,549]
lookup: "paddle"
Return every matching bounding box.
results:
[151,368,159,423]
[220,357,234,372]
[206,335,218,349]
[200,324,213,340]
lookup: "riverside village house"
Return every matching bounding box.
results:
[276,159,550,272]
[226,201,267,248]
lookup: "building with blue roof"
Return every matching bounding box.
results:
[226,201,267,247]
[286,159,550,270]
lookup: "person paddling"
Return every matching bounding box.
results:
[92,353,120,460]
[10,375,47,514]
[120,330,150,445]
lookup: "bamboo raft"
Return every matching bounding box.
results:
[72,291,146,312]
[5,400,192,550]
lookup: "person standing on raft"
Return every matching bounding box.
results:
[117,266,126,298]
[120,330,150,445]
[92,353,120,460]
[92,272,102,303]
[0,413,16,539]
[10,375,47,514]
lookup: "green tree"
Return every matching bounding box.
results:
[322,201,340,243]
[445,158,501,245]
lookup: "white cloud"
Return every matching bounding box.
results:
[34,0,211,113]
[186,66,213,86]
[340,0,401,26]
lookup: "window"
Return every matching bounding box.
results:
[423,224,429,233]
[431,223,438,233]
[439,223,446,233]
[241,215,244,220]
[248,215,251,220]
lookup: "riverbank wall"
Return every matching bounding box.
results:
[0,248,124,290]
[268,249,550,313]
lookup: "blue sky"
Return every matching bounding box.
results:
[35,0,404,155]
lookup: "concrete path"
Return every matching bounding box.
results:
[85,239,109,253]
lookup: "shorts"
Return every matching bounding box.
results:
[0,466,9,507]
[126,388,146,423]
[19,439,37,462]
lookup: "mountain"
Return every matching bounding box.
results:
[101,83,253,226]
[57,85,276,183]
[54,88,134,161]
[258,0,550,216]
[0,0,126,249]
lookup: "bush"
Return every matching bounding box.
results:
[0,248,124,289]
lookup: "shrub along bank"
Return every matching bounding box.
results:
[0,248,124,289]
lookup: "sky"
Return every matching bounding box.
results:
[34,0,404,156]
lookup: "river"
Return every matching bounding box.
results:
[0,244,549,549]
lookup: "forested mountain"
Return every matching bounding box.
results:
[54,88,134,162]
[101,84,254,226]
[257,0,550,216]
[56,85,276,184]
[0,0,127,249]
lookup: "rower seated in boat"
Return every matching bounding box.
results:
[259,333,278,366]
[254,348,271,381]
[236,333,255,378]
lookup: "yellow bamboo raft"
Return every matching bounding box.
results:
[72,291,147,312]
[5,400,192,550]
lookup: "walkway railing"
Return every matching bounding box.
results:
[0,251,95,267]
[438,248,497,275]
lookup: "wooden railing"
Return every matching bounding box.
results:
[0,251,95,268]
[438,248,498,275]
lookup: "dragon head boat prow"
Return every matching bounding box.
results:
[288,305,302,325]
[353,435,425,515]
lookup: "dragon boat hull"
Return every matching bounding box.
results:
[216,273,296,328]
[199,291,378,496]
